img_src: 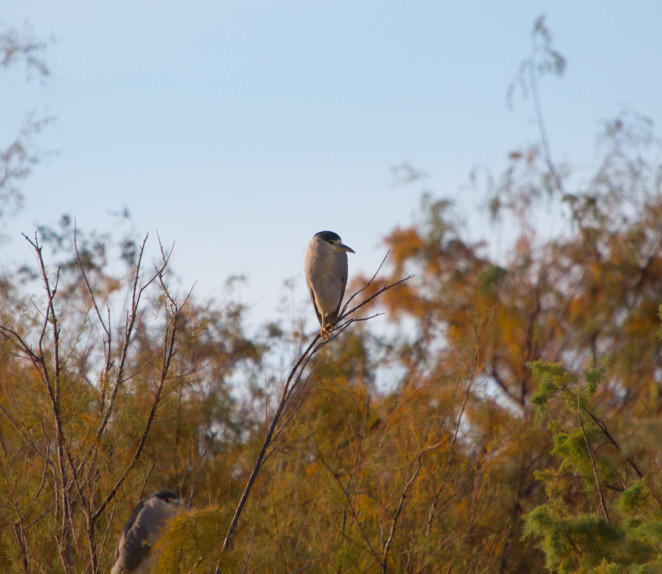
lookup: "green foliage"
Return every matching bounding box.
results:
[620,483,648,515]
[527,361,662,573]
[529,360,575,407]
[524,506,620,573]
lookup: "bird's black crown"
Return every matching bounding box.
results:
[151,490,179,502]
[315,230,341,242]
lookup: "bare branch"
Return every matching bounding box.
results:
[342,250,391,313]
[218,254,411,566]
[577,404,609,522]
[92,235,150,444]
[93,284,182,521]
[383,443,443,571]
[338,274,413,326]
[74,224,112,368]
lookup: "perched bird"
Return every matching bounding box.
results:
[305,231,355,339]
[111,490,184,574]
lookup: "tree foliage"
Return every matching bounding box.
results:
[1,16,661,574]
[0,22,52,223]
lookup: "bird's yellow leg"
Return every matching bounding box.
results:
[320,323,334,339]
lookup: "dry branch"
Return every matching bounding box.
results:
[0,232,186,573]
[383,443,443,572]
[216,256,411,569]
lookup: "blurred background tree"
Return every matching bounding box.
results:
[1,16,661,574]
[0,23,52,224]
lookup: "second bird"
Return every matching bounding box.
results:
[305,231,355,339]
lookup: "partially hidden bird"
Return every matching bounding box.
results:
[305,230,355,339]
[111,490,184,574]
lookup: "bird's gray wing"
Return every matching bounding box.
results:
[304,245,323,325]
[331,254,349,322]
[115,499,145,562]
[116,502,152,570]
[306,281,323,325]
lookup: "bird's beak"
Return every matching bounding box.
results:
[338,243,355,254]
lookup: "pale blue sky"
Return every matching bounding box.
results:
[3,2,662,330]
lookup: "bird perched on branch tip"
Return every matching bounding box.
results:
[305,230,355,339]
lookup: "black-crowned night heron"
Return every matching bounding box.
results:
[111,490,184,574]
[305,230,355,339]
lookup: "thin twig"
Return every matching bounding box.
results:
[425,344,480,536]
[188,448,210,508]
[383,443,443,572]
[341,250,391,313]
[528,56,565,196]
[577,391,609,522]
[584,407,662,512]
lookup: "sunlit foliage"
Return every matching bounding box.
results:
[2,16,662,574]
